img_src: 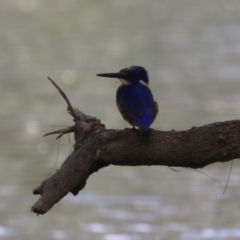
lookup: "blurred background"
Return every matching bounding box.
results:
[1,0,240,239]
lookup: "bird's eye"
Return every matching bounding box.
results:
[120,68,129,76]
[122,72,129,77]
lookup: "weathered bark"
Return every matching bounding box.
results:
[31,79,240,215]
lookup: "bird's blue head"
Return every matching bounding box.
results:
[96,66,149,86]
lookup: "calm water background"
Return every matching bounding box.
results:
[1,0,240,239]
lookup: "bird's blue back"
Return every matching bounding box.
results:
[117,82,156,132]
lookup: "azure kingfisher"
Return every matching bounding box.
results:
[96,66,158,132]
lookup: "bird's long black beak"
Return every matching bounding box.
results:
[96,72,126,79]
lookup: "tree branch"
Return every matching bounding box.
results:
[32,79,240,215]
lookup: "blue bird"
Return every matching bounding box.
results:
[96,66,158,132]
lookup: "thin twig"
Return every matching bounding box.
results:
[192,169,221,184]
[43,126,75,139]
[47,77,77,120]
[169,167,221,184]
[223,160,233,194]
[43,130,63,137]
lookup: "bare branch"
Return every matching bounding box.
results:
[32,79,240,215]
[47,77,77,120]
[43,126,75,139]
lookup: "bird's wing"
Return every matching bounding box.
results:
[152,101,159,121]
[117,87,147,120]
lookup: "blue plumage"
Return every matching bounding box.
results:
[97,66,158,132]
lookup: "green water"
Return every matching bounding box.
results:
[1,1,240,239]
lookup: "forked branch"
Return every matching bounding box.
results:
[32,78,240,215]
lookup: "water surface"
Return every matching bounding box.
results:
[1,1,240,239]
